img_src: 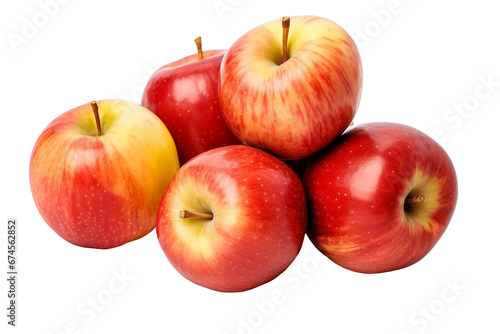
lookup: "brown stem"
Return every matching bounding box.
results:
[405,195,425,204]
[179,210,213,220]
[282,16,290,63]
[90,101,102,136]
[194,36,204,60]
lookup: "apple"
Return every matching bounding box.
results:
[156,145,307,292]
[303,122,458,273]
[142,37,239,165]
[219,16,363,160]
[30,99,179,249]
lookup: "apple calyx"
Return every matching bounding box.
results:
[282,16,290,63]
[194,36,204,60]
[179,210,213,220]
[404,194,425,217]
[90,100,102,136]
[405,195,425,204]
[403,191,430,229]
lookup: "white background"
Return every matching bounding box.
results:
[1,0,499,333]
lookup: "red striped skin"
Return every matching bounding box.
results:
[220,16,363,160]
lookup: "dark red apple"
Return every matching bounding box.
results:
[142,38,239,165]
[303,122,458,273]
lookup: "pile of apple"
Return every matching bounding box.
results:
[30,16,458,292]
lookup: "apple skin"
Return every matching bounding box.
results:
[142,50,240,165]
[303,122,458,273]
[156,145,307,292]
[30,99,179,249]
[219,15,362,160]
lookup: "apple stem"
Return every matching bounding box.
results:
[179,210,213,220]
[195,36,204,60]
[282,16,290,63]
[405,195,425,204]
[90,101,102,136]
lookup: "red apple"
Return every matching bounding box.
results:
[30,99,179,249]
[156,145,307,292]
[142,37,239,165]
[303,122,458,273]
[219,16,363,160]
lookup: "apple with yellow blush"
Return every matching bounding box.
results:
[219,16,363,160]
[30,99,179,249]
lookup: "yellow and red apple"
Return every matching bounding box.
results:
[30,99,179,249]
[219,16,363,160]
[156,145,307,292]
[303,122,458,273]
